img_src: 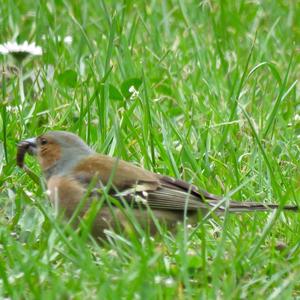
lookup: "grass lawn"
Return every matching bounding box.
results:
[0,0,299,299]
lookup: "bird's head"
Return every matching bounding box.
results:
[18,131,94,177]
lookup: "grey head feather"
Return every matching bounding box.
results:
[43,131,95,179]
[46,131,93,153]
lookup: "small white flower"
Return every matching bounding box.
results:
[129,85,139,99]
[5,105,18,113]
[129,86,136,93]
[164,277,175,287]
[0,41,42,61]
[64,35,73,45]
[294,114,300,122]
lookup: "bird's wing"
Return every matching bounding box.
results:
[117,178,298,212]
[114,180,208,211]
[71,155,211,211]
[71,155,298,212]
[72,154,159,189]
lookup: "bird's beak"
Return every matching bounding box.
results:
[18,137,37,156]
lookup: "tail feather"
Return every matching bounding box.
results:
[210,199,298,212]
[160,177,298,213]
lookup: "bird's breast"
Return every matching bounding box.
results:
[47,175,85,218]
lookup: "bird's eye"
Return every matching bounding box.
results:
[40,138,48,145]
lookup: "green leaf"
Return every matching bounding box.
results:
[57,69,78,88]
[121,78,142,99]
[109,84,123,101]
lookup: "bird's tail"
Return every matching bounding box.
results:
[209,199,298,212]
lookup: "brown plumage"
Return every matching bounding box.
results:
[17,131,298,239]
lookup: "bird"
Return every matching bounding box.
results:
[17,131,298,239]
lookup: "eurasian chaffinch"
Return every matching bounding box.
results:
[17,131,298,239]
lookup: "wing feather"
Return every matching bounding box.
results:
[71,159,298,212]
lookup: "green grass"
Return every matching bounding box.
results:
[0,0,300,299]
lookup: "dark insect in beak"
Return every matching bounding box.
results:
[16,138,37,168]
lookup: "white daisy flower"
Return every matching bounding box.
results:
[0,41,42,61]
